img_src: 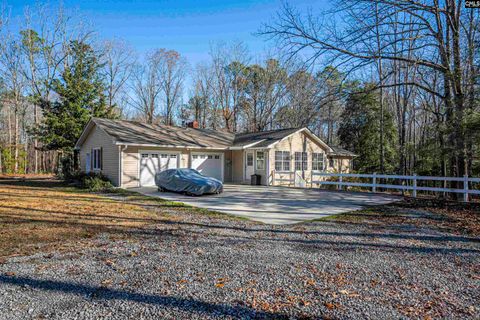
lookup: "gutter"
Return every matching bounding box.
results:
[114,142,229,150]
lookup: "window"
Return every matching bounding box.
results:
[275,151,290,171]
[329,158,335,168]
[256,151,265,170]
[92,148,102,170]
[86,153,91,172]
[170,154,177,158]
[294,152,307,171]
[192,155,198,159]
[312,153,325,171]
[161,154,168,158]
[152,154,158,158]
[208,155,213,159]
[246,153,253,166]
[141,153,148,158]
[214,155,220,159]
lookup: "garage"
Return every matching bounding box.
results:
[191,152,224,181]
[140,152,178,186]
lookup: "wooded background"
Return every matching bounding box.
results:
[0,1,478,179]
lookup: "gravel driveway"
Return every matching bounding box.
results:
[0,202,479,319]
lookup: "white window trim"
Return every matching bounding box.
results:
[275,151,291,172]
[256,151,265,170]
[312,152,326,171]
[246,152,254,167]
[92,148,102,171]
[294,151,308,171]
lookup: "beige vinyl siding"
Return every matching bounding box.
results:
[328,156,352,173]
[269,130,327,186]
[121,146,229,188]
[231,150,244,183]
[79,125,119,186]
[224,150,233,183]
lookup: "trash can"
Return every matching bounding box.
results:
[251,174,261,185]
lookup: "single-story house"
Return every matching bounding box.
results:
[74,118,356,188]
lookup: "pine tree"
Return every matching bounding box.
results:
[34,40,114,153]
[338,85,397,173]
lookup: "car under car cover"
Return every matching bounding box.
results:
[155,168,223,196]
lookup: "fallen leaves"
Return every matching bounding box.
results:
[324,302,341,310]
[305,278,316,287]
[214,277,228,288]
[101,279,113,286]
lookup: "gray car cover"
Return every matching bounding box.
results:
[155,168,223,196]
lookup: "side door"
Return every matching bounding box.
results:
[245,151,254,180]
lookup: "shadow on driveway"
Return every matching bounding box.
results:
[132,184,401,224]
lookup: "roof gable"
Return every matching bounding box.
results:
[261,128,333,152]
[231,128,300,149]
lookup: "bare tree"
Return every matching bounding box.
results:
[0,33,28,173]
[192,63,215,128]
[129,51,163,124]
[263,0,479,179]
[21,4,90,172]
[209,42,249,131]
[156,49,187,126]
[100,39,135,116]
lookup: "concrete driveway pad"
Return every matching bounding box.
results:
[132,184,400,224]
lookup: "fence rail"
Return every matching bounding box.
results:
[272,171,480,202]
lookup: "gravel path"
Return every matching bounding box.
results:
[0,205,479,319]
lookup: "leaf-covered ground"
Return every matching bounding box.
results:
[0,177,478,319]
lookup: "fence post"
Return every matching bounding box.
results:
[338,175,342,191]
[412,174,417,198]
[272,169,275,186]
[463,174,469,203]
[311,171,313,189]
[372,173,377,193]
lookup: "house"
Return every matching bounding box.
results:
[74,118,356,188]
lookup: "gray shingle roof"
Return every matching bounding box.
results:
[329,146,357,157]
[93,118,234,148]
[85,118,354,157]
[232,128,300,148]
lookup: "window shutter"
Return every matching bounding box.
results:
[91,149,94,171]
[100,147,103,170]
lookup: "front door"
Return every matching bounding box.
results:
[245,151,254,181]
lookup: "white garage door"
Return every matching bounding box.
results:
[140,153,178,186]
[191,153,223,181]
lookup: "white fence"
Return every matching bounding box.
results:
[273,171,480,202]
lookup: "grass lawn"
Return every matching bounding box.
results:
[0,176,232,258]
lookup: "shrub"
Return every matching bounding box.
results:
[58,155,75,180]
[73,172,114,192]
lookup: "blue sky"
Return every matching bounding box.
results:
[8,0,329,66]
